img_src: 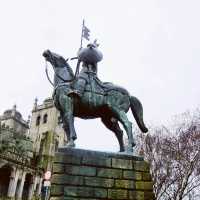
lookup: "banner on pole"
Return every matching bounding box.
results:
[82,24,90,41]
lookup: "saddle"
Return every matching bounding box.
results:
[84,77,129,96]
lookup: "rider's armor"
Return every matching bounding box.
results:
[69,43,103,98]
[72,62,97,97]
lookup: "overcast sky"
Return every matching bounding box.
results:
[0,0,199,152]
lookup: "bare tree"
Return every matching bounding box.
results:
[136,109,200,200]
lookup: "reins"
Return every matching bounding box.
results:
[45,61,54,87]
[45,56,80,87]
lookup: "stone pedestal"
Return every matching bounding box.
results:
[50,148,155,200]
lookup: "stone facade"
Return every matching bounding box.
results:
[50,148,155,200]
[1,105,29,136]
[29,97,66,170]
[30,98,66,155]
[0,107,43,200]
[0,98,66,199]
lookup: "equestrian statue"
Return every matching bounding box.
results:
[43,43,148,152]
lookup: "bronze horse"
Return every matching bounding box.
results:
[43,49,148,152]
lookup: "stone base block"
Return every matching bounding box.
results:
[50,148,155,200]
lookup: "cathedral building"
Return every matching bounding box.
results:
[0,98,66,199]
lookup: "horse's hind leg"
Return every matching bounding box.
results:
[107,105,135,152]
[101,117,125,152]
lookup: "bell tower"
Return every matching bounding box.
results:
[28,97,66,169]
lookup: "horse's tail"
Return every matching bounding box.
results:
[129,96,148,133]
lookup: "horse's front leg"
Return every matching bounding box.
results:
[59,94,77,147]
[62,115,76,148]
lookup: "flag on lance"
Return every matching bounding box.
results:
[82,24,90,41]
[80,19,91,48]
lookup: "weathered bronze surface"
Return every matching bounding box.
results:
[43,44,148,152]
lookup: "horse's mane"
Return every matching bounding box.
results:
[57,54,74,78]
[65,61,75,78]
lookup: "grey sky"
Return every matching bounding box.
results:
[0,0,199,151]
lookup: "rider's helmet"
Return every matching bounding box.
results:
[77,43,103,65]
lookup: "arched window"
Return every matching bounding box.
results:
[36,116,41,126]
[43,114,48,124]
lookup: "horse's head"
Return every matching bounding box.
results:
[43,50,75,84]
[43,49,67,68]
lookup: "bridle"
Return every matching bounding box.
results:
[45,53,80,87]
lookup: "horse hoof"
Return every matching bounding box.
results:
[119,147,125,152]
[66,141,75,148]
[126,145,134,153]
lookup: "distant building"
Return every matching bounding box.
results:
[0,98,66,199]
[29,97,66,170]
[1,104,29,135]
